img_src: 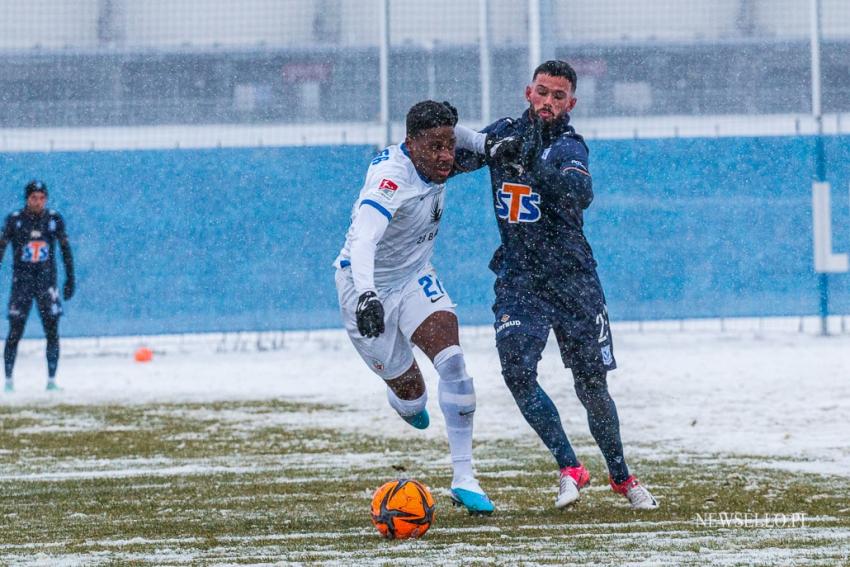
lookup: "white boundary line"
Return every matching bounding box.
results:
[9,314,849,359]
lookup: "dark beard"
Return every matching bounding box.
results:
[530,107,557,141]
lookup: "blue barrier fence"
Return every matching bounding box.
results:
[0,134,848,337]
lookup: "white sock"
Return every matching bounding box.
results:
[434,346,476,485]
[385,387,427,417]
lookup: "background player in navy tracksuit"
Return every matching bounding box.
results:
[455,60,657,509]
[1,181,75,392]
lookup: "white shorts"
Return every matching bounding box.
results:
[335,264,456,380]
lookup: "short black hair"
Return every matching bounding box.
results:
[25,179,47,198]
[532,60,577,92]
[406,100,455,138]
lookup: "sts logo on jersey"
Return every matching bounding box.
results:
[495,182,541,223]
[23,240,49,263]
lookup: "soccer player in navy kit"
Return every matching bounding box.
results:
[1,180,75,392]
[455,61,658,509]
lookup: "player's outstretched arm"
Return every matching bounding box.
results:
[452,117,514,175]
[451,125,487,175]
[439,100,487,177]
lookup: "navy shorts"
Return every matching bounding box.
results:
[8,280,62,322]
[492,271,616,374]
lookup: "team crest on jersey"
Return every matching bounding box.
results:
[377,178,399,200]
[495,182,541,223]
[500,314,510,323]
[371,359,385,371]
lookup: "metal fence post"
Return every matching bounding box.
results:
[810,0,829,336]
[479,0,491,124]
[379,0,391,148]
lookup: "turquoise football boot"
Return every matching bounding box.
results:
[401,408,429,430]
[450,478,495,515]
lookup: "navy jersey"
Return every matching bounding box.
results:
[0,209,70,285]
[456,110,597,304]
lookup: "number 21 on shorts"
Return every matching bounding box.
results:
[418,274,446,302]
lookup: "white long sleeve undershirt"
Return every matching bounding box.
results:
[348,203,390,294]
[454,124,486,154]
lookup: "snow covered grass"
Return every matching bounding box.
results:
[1,322,849,565]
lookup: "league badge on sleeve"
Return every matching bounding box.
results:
[377,178,399,200]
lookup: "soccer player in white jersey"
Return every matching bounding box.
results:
[334,100,494,514]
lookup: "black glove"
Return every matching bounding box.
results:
[442,101,458,126]
[63,277,75,300]
[484,117,543,176]
[484,132,522,165]
[356,291,385,338]
[518,115,544,169]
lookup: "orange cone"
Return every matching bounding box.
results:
[134,347,153,362]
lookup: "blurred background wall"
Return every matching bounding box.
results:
[1,0,849,127]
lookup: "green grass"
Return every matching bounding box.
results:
[1,400,849,566]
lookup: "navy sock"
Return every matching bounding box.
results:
[4,342,17,379]
[4,318,25,379]
[47,344,59,378]
[574,370,629,484]
[498,334,578,469]
[42,317,60,379]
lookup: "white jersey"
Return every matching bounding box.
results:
[335,143,446,293]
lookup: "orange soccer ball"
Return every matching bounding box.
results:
[370,479,435,539]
